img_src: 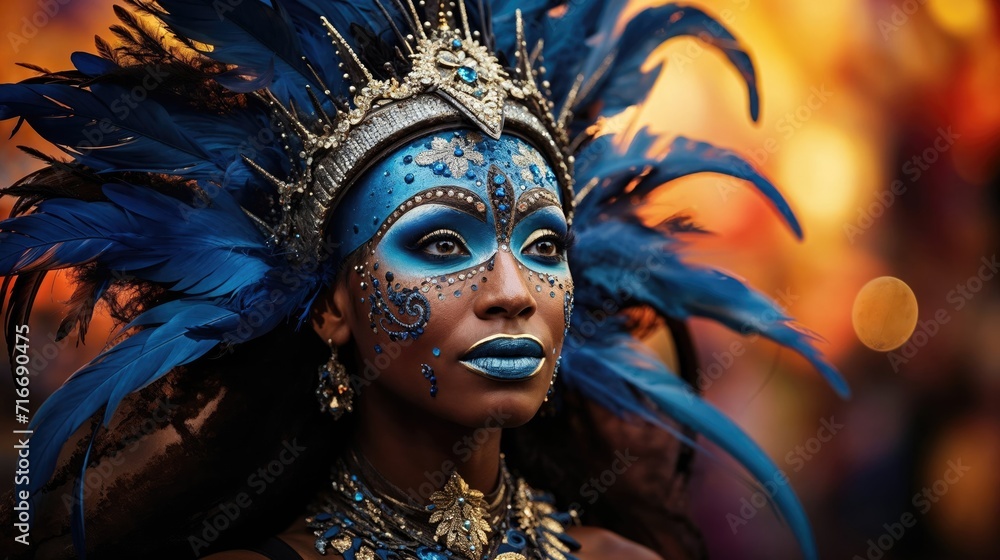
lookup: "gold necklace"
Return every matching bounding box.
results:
[306,451,581,560]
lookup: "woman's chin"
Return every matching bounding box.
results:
[433,383,548,429]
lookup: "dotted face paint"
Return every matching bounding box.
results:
[342,129,574,395]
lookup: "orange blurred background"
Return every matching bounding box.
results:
[1,0,999,558]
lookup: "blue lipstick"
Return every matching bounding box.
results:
[460,335,545,381]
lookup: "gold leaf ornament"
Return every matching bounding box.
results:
[428,471,491,559]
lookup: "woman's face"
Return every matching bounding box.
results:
[321,130,573,428]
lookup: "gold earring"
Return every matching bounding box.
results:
[317,341,354,419]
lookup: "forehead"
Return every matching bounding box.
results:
[331,129,562,260]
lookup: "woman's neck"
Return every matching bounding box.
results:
[350,382,502,507]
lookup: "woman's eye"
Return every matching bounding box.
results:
[528,239,558,257]
[415,229,469,257]
[522,229,566,260]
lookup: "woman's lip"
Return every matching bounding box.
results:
[460,335,545,381]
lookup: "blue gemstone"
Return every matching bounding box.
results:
[462,519,472,530]
[498,204,509,212]
[353,491,363,502]
[322,526,340,539]
[375,345,382,354]
[433,162,446,174]
[405,173,415,184]
[417,546,448,560]
[493,174,506,184]
[474,89,484,98]
[452,38,463,48]
[494,187,506,198]
[457,65,478,84]
[315,512,332,522]
[466,169,476,179]
[454,147,464,157]
[433,347,441,357]
[403,155,413,164]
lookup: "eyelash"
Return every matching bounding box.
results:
[411,229,469,259]
[408,228,574,261]
[522,228,573,261]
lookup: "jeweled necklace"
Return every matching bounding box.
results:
[307,450,580,560]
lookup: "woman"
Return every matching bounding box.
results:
[0,1,847,558]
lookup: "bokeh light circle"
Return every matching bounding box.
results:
[852,276,919,351]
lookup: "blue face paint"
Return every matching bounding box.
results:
[344,128,572,350]
[329,129,564,267]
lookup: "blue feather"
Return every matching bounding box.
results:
[0,83,263,182]
[560,332,818,560]
[151,0,319,106]
[569,219,848,397]
[573,4,759,122]
[574,130,802,238]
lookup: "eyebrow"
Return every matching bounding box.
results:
[373,186,487,240]
[514,188,563,221]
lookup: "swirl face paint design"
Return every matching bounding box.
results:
[340,129,573,402]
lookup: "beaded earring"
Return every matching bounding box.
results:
[316,341,355,419]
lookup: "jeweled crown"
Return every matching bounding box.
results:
[244,1,575,264]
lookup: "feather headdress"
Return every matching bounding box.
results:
[0,1,847,557]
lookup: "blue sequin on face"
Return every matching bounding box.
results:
[329,130,565,267]
[432,347,441,357]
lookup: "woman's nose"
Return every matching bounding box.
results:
[473,250,537,320]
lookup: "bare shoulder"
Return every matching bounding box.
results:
[201,516,341,560]
[566,525,664,560]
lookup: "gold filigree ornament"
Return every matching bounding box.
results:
[428,471,492,560]
[244,2,575,265]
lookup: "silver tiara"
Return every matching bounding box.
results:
[242,3,575,263]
